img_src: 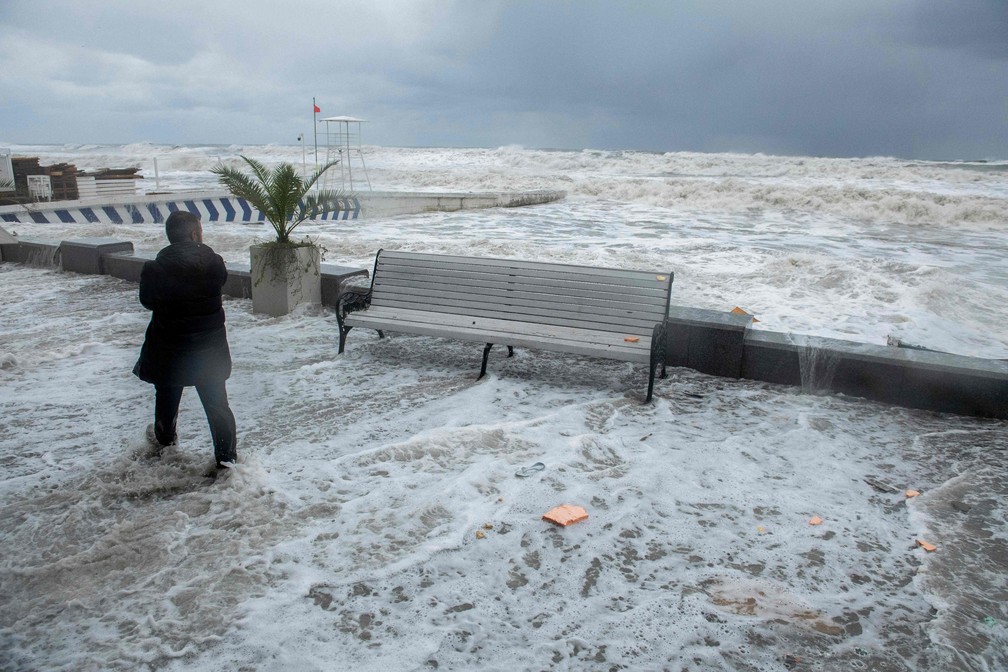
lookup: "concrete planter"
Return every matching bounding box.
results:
[249,243,322,316]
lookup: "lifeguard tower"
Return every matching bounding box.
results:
[319,116,371,192]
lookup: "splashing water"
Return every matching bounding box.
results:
[791,334,842,394]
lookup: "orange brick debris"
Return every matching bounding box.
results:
[542,505,589,527]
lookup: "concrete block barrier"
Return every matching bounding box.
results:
[103,251,155,283]
[736,330,1008,419]
[223,267,252,300]
[320,263,370,307]
[655,308,1007,419]
[5,239,62,266]
[664,306,751,379]
[0,225,15,260]
[60,238,134,275]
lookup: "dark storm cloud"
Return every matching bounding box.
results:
[350,1,1006,158]
[1,1,1005,159]
[394,1,1008,157]
[902,0,1008,58]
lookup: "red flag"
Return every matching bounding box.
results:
[313,103,320,113]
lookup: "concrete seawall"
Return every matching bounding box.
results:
[663,306,1006,419]
[0,236,369,308]
[0,189,566,225]
[2,233,1005,420]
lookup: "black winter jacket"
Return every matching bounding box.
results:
[133,241,232,386]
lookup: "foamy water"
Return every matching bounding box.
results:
[1,144,1006,671]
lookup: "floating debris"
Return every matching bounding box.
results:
[730,306,760,322]
[864,476,901,493]
[783,653,802,669]
[515,462,545,478]
[542,504,588,527]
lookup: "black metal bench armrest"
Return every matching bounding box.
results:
[336,287,373,353]
[337,286,373,321]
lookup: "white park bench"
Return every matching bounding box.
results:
[336,250,674,401]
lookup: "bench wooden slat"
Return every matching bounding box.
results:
[372,289,664,324]
[376,259,669,294]
[375,263,671,292]
[371,281,668,322]
[379,249,670,284]
[373,270,671,307]
[371,296,663,333]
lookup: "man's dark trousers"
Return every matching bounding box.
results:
[155,382,237,464]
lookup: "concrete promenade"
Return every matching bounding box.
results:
[2,229,1005,420]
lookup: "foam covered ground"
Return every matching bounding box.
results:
[1,265,1005,671]
[2,144,1006,670]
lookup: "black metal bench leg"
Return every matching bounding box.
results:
[478,343,494,380]
[645,320,669,404]
[338,326,351,354]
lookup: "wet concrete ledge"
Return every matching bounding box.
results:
[61,238,134,274]
[0,189,566,224]
[3,236,368,308]
[665,306,1007,419]
[357,190,566,218]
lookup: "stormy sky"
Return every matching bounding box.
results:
[1,0,1006,159]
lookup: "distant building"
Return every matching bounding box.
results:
[0,157,142,205]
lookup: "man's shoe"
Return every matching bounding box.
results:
[204,459,234,479]
[146,423,177,448]
[144,424,164,458]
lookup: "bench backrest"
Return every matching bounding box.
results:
[369,250,673,336]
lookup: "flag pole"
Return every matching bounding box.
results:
[313,97,319,171]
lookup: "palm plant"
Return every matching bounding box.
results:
[212,156,347,314]
[211,156,343,244]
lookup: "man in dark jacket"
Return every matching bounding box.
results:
[133,210,237,468]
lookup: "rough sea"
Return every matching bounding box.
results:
[1,143,1006,671]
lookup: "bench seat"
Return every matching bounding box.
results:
[348,306,655,363]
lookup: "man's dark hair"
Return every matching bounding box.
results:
[165,211,201,243]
